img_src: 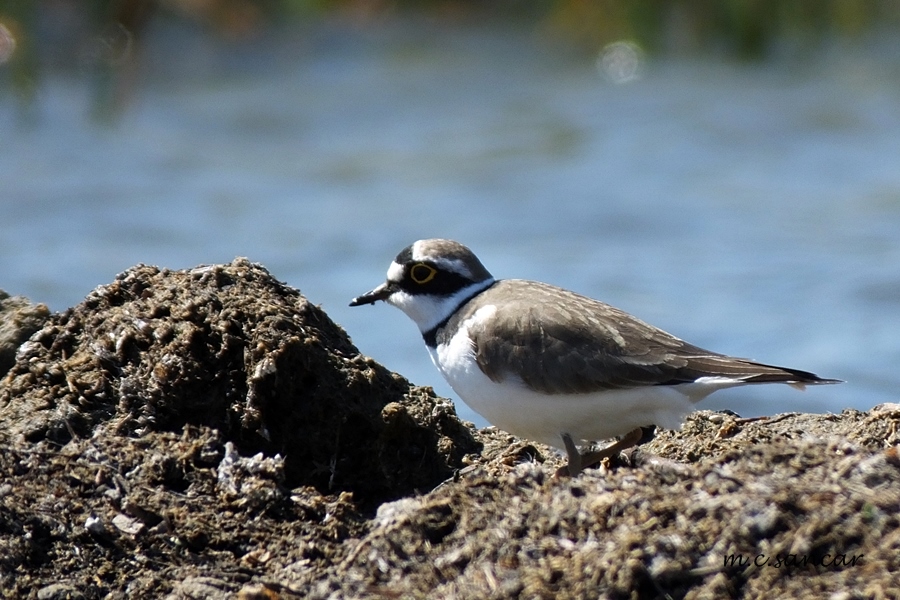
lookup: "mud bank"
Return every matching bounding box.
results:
[1,260,897,599]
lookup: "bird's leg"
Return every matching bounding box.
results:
[579,427,644,471]
[557,427,644,477]
[561,432,582,477]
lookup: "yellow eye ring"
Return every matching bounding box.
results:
[410,263,437,284]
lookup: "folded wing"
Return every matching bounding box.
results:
[467,280,840,395]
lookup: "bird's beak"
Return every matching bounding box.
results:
[349,281,395,307]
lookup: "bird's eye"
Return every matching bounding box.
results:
[409,263,437,284]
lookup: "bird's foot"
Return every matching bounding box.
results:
[556,427,645,478]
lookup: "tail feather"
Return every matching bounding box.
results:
[673,354,843,387]
[740,362,843,386]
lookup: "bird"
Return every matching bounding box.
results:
[350,239,841,476]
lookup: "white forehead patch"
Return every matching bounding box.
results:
[411,240,433,261]
[387,261,404,282]
[411,239,473,279]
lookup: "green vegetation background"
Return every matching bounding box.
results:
[1,0,898,116]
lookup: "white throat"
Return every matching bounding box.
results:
[387,278,495,334]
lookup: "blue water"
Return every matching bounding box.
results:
[3,20,899,427]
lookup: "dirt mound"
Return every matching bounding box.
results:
[1,260,898,599]
[0,259,479,598]
[0,291,50,377]
[0,259,478,503]
[319,409,900,599]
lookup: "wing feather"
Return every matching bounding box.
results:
[461,280,837,394]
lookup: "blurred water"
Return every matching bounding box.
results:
[2,19,899,427]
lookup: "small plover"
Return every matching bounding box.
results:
[350,239,841,475]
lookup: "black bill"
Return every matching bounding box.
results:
[349,282,394,307]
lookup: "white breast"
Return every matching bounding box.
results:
[426,304,702,450]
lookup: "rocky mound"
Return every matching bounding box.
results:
[319,409,900,599]
[0,290,50,376]
[1,260,897,599]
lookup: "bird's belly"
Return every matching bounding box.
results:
[428,340,696,451]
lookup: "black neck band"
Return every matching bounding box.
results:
[422,281,495,348]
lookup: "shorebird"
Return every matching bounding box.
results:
[351,239,841,475]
